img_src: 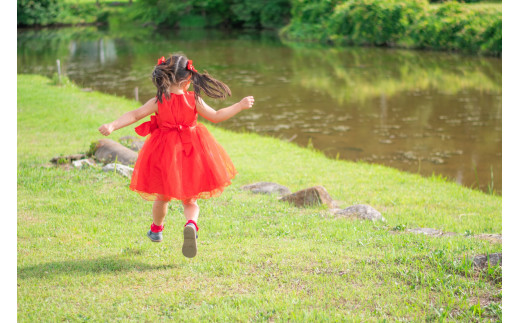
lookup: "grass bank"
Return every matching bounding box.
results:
[18,74,501,321]
[280,0,502,56]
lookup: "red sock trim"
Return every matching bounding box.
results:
[184,220,199,231]
[151,222,164,233]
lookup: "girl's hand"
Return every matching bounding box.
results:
[239,96,255,110]
[98,123,115,136]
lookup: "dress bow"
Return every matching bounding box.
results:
[134,115,158,137]
[135,117,194,156]
[171,124,194,156]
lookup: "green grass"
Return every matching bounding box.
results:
[18,74,502,321]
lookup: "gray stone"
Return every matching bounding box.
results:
[280,186,336,208]
[475,234,502,244]
[102,163,134,178]
[334,204,383,221]
[406,227,458,237]
[94,138,138,166]
[72,158,97,168]
[119,136,145,152]
[472,253,502,269]
[240,182,291,196]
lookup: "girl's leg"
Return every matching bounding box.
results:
[152,199,169,226]
[148,199,169,242]
[182,198,199,258]
[182,198,199,223]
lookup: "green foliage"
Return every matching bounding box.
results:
[17,0,62,26]
[328,0,427,46]
[409,1,502,55]
[281,0,502,56]
[17,0,501,56]
[50,74,74,87]
[17,0,123,26]
[86,141,98,157]
[126,0,190,28]
[126,0,291,29]
[392,224,407,231]
[429,0,484,2]
[278,0,340,41]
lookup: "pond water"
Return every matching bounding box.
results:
[17,26,502,194]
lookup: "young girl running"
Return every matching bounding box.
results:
[98,54,254,258]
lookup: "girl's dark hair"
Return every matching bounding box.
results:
[151,54,231,104]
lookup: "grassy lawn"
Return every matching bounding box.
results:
[17,74,502,321]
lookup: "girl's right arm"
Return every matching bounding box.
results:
[98,97,158,136]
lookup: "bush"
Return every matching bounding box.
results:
[429,0,483,3]
[327,0,427,46]
[17,0,62,26]
[17,0,117,26]
[281,0,502,56]
[126,0,291,29]
[409,1,502,55]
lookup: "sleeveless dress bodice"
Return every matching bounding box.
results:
[129,91,237,201]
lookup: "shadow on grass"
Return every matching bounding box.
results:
[18,255,178,280]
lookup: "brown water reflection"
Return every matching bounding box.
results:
[17,27,502,193]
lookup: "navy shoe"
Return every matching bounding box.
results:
[147,230,163,242]
[182,223,198,258]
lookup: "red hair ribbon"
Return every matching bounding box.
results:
[157,56,166,65]
[186,60,198,73]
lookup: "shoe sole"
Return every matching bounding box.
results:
[147,231,162,242]
[182,226,197,258]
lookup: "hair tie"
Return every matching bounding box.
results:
[157,56,166,66]
[186,60,198,73]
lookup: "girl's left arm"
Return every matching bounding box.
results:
[98,97,158,136]
[196,96,254,123]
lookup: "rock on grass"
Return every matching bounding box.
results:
[119,136,145,152]
[240,182,291,196]
[333,204,383,221]
[280,186,336,208]
[94,138,137,166]
[406,227,458,237]
[102,163,134,178]
[472,253,502,269]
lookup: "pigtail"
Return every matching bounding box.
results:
[151,54,231,105]
[152,68,169,104]
[191,71,231,103]
[152,57,179,103]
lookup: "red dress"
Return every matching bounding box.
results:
[129,91,237,201]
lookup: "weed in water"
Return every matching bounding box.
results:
[487,165,495,195]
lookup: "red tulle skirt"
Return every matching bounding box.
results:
[129,123,237,202]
